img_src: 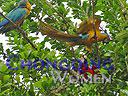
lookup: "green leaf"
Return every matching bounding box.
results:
[3,75,10,82]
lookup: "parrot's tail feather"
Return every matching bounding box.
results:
[66,42,76,46]
[0,27,5,34]
[39,21,59,35]
[39,21,81,42]
[0,26,14,34]
[0,19,9,28]
[39,21,90,44]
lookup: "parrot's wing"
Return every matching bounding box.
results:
[77,20,88,34]
[0,8,27,27]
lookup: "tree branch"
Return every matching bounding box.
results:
[91,0,99,60]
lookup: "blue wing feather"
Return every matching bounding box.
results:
[0,18,8,27]
[0,8,27,33]
[0,8,27,27]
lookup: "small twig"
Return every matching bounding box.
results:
[46,1,69,25]
[87,0,92,18]
[50,84,67,95]
[0,12,37,50]
[71,47,77,60]
[92,0,97,37]
[85,51,89,56]
[40,1,76,34]
[119,0,128,20]
[91,0,99,60]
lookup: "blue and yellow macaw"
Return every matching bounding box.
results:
[39,16,110,52]
[0,0,31,33]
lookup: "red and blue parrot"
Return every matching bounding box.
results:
[0,0,31,33]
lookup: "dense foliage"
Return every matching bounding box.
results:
[0,0,128,96]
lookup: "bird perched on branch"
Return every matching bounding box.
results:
[39,16,110,52]
[0,0,31,33]
[68,16,110,52]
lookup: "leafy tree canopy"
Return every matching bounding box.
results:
[0,0,128,96]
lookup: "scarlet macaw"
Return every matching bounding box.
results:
[0,0,31,33]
